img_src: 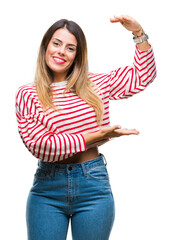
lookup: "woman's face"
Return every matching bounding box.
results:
[45,28,77,81]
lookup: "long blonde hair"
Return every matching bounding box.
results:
[35,19,104,126]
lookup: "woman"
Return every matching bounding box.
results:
[15,15,156,240]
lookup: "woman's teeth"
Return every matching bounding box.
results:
[54,57,65,63]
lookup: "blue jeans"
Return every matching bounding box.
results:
[26,153,115,240]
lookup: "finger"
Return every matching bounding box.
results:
[112,125,122,130]
[121,15,133,22]
[111,15,130,22]
[110,18,120,23]
[125,129,140,135]
[130,129,140,135]
[110,16,122,23]
[115,128,140,135]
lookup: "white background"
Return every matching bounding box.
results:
[0,0,171,239]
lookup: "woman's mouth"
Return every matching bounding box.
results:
[53,56,66,64]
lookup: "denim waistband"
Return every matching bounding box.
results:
[37,153,107,174]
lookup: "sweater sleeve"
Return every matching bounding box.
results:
[15,86,87,162]
[109,46,157,100]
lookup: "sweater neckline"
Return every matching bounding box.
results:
[50,80,68,87]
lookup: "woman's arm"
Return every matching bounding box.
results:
[109,15,156,100]
[15,86,87,162]
[89,15,156,101]
[84,16,154,146]
[16,86,140,160]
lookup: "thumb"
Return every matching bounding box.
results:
[111,125,122,130]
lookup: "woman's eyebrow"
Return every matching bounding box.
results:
[53,38,77,47]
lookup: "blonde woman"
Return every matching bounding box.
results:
[15,15,156,240]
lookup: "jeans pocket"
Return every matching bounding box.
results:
[86,165,109,180]
[34,167,51,180]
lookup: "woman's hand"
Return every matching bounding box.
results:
[110,15,142,35]
[83,125,139,147]
[110,15,151,51]
[100,125,139,138]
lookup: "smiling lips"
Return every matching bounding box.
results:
[53,56,66,64]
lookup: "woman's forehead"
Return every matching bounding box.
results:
[51,28,77,46]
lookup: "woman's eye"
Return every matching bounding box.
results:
[68,47,75,52]
[52,42,76,52]
[53,42,59,46]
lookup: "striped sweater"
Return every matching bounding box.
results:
[15,46,156,162]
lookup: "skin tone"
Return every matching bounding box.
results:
[110,15,151,51]
[45,28,77,82]
[45,15,150,150]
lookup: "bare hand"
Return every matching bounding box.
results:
[110,15,142,34]
[100,125,139,138]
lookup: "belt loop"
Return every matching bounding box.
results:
[81,162,87,176]
[102,154,107,166]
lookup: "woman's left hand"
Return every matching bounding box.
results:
[110,15,142,35]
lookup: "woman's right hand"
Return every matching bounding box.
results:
[83,125,139,147]
[100,125,139,138]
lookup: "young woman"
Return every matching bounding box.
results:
[15,15,156,240]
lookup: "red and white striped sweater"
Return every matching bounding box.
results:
[15,46,156,162]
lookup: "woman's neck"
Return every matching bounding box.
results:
[53,72,67,83]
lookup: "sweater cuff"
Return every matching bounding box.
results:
[135,44,153,54]
[80,134,87,151]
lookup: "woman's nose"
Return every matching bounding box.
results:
[58,46,65,55]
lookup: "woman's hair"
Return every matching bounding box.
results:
[35,19,104,126]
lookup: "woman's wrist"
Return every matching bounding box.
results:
[132,27,143,37]
[132,28,151,51]
[83,130,105,146]
[136,40,151,51]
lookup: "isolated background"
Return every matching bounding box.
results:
[1,0,171,239]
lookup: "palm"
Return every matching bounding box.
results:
[101,125,139,138]
[110,15,141,33]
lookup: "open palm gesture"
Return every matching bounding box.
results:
[110,15,142,33]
